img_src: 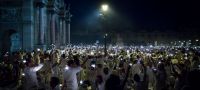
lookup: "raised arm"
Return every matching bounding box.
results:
[33,64,44,72]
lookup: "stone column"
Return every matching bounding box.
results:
[47,2,55,46]
[63,20,66,45]
[34,0,46,50]
[22,0,34,51]
[46,12,51,47]
[59,18,65,46]
[59,18,62,45]
[59,5,66,46]
[36,2,45,44]
[51,14,56,44]
[67,21,70,45]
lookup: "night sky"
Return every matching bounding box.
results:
[64,0,200,33]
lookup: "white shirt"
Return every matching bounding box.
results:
[24,64,43,90]
[63,66,82,90]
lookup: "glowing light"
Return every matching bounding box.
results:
[153,68,157,71]
[110,53,114,56]
[127,50,130,53]
[196,39,199,42]
[101,4,109,12]
[37,48,40,51]
[65,66,69,70]
[33,64,43,71]
[80,80,83,84]
[90,51,94,55]
[91,64,96,68]
[22,73,25,76]
[129,63,133,66]
[185,53,188,56]
[23,60,26,63]
[59,84,62,87]
[184,57,188,60]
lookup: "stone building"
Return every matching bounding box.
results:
[0,0,70,53]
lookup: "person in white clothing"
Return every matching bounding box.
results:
[23,63,43,90]
[63,55,88,90]
[63,60,82,90]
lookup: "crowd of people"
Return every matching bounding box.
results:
[0,45,200,90]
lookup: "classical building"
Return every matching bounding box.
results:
[0,0,71,53]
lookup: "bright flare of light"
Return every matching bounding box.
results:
[22,73,25,76]
[80,80,83,84]
[65,66,69,70]
[184,57,188,60]
[101,4,109,12]
[37,48,40,51]
[59,84,62,87]
[196,39,199,42]
[33,64,43,71]
[129,63,133,66]
[185,53,188,56]
[90,51,94,55]
[23,60,26,63]
[91,64,96,68]
[127,50,130,53]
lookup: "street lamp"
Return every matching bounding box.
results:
[100,4,109,56]
[101,4,109,12]
[104,33,108,56]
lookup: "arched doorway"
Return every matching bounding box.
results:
[10,33,21,52]
[2,29,21,53]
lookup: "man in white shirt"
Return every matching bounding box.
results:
[63,60,82,90]
[23,63,43,90]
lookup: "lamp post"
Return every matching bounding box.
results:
[100,4,109,56]
[104,33,108,56]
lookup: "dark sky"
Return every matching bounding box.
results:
[64,0,200,32]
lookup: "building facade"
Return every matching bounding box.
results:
[0,0,70,53]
